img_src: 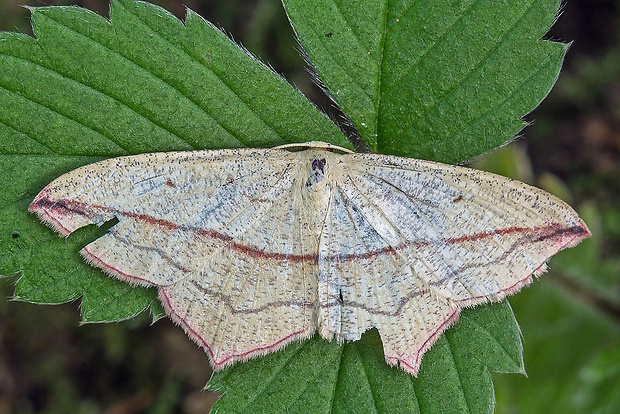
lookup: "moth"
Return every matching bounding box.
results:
[30,141,590,375]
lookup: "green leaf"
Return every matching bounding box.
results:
[283,0,566,161]
[0,0,569,412]
[207,0,563,411]
[208,303,522,413]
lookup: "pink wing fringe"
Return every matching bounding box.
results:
[28,187,591,376]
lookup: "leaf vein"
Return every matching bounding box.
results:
[468,312,522,369]
[234,343,308,412]
[285,346,342,410]
[0,117,56,154]
[446,334,472,413]
[40,12,241,150]
[384,0,481,93]
[329,346,345,413]
[418,48,556,155]
[0,81,127,155]
[373,0,390,149]
[356,342,380,413]
[118,1,287,146]
[302,6,375,104]
[391,0,538,143]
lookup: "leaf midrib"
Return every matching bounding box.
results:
[372,0,390,152]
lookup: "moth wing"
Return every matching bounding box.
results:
[30,149,294,284]
[317,184,459,376]
[159,173,323,369]
[30,148,320,369]
[344,153,589,304]
[316,153,589,375]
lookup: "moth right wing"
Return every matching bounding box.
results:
[317,183,458,376]
[30,148,296,285]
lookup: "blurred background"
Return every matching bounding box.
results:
[0,0,618,412]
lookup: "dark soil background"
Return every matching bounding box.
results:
[0,1,618,413]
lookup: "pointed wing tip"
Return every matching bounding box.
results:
[386,355,421,377]
[551,219,591,253]
[29,192,74,237]
[209,327,316,371]
[383,308,462,378]
[576,218,592,240]
[29,187,110,237]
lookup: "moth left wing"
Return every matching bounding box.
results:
[317,152,589,375]
[158,173,321,369]
[341,153,590,306]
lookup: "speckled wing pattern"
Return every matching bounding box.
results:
[29,142,590,375]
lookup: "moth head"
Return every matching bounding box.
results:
[305,153,328,189]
